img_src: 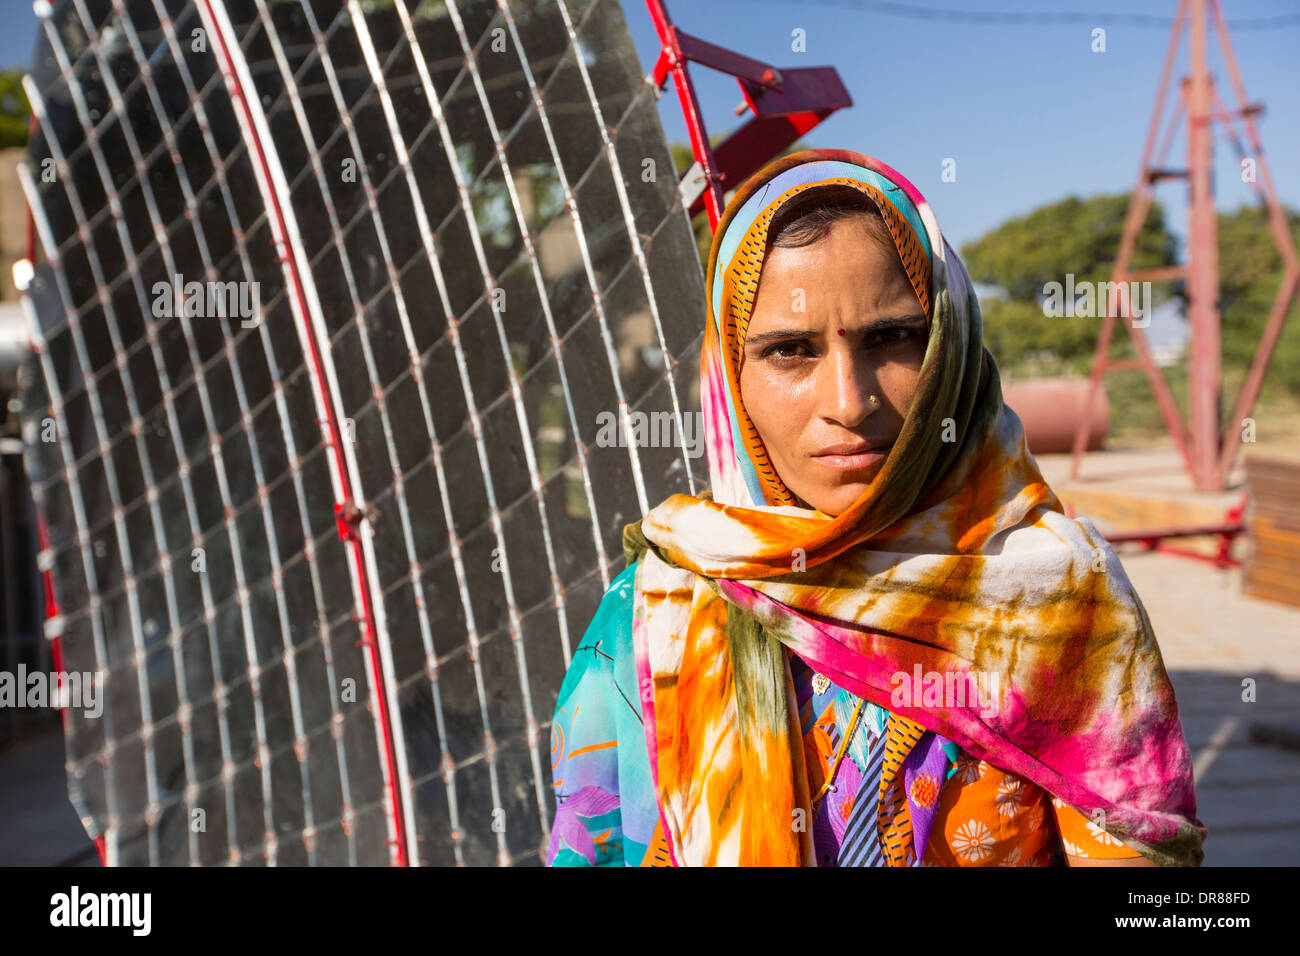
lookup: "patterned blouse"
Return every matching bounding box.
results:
[547,561,1145,866]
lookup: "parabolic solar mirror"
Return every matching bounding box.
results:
[18,0,707,866]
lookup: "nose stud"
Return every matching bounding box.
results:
[868,394,880,406]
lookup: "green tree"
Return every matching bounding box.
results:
[0,69,30,148]
[959,193,1180,372]
[1216,204,1300,399]
[960,191,1300,438]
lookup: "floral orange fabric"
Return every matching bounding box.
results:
[922,756,1143,865]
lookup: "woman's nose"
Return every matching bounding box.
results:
[819,344,879,427]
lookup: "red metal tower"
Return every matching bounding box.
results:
[1070,0,1299,492]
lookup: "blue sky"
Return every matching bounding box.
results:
[619,0,1300,250]
[4,0,1296,251]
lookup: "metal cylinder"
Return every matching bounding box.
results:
[1002,377,1110,454]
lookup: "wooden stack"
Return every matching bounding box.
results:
[1244,454,1300,608]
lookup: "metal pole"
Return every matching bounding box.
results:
[1187,0,1221,491]
[1209,0,1300,486]
[1070,0,1191,482]
[644,0,726,230]
[1,466,16,744]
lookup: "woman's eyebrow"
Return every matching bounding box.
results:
[746,314,927,347]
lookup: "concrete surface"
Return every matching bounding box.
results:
[0,717,98,866]
[1118,549,1300,866]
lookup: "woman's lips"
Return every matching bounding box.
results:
[810,444,892,471]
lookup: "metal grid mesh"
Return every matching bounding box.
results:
[19,0,707,865]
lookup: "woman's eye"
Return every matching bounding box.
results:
[758,326,921,362]
[763,341,807,361]
[868,326,919,348]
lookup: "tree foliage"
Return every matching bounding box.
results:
[959,193,1180,372]
[0,69,30,149]
[961,190,1300,434]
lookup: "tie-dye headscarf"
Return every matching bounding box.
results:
[622,148,1205,866]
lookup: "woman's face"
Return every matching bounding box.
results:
[739,216,928,516]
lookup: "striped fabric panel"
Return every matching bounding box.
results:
[878,713,928,866]
[837,724,888,866]
[822,706,843,753]
[641,818,674,867]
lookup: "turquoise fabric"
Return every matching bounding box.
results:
[546,559,963,867]
[547,560,657,866]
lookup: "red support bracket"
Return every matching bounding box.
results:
[644,0,852,231]
[1104,492,1250,569]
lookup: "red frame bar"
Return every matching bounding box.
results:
[197,0,408,866]
[24,112,105,865]
[1104,494,1247,569]
[1209,0,1300,486]
[1106,522,1243,569]
[644,0,852,231]
[1186,0,1220,492]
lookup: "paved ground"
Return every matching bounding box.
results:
[0,718,98,866]
[1116,550,1300,866]
[2,548,1296,866]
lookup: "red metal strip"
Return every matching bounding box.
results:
[1103,493,1247,570]
[645,0,725,228]
[25,108,102,864]
[644,0,851,231]
[1105,522,1243,542]
[197,0,408,866]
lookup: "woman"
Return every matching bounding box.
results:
[546,148,1205,867]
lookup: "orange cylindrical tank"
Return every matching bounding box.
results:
[1001,378,1110,454]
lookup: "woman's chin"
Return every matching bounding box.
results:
[799,477,879,516]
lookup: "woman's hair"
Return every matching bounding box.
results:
[766,184,896,252]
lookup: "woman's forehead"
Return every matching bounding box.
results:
[751,229,921,312]
[711,160,933,323]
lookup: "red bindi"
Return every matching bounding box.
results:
[837,328,845,336]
